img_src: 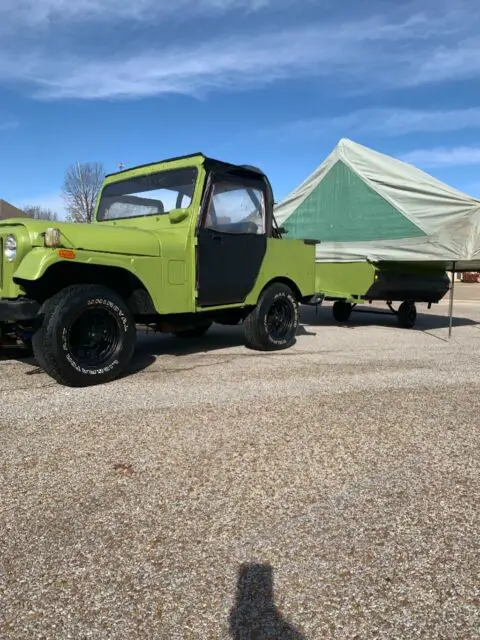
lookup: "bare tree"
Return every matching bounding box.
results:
[23,205,58,221]
[62,162,105,223]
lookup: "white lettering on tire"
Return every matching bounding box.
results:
[87,298,129,331]
[59,297,127,376]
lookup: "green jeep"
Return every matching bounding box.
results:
[0,153,317,386]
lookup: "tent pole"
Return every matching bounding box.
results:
[448,262,456,339]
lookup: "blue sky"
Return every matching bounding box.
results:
[1,0,480,217]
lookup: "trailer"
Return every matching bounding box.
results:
[275,138,480,332]
[309,261,450,329]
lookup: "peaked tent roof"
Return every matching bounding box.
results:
[274,138,480,270]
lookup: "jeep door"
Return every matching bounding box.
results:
[196,175,267,307]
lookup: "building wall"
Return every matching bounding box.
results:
[0,199,27,220]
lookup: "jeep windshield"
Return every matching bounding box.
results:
[97,167,198,221]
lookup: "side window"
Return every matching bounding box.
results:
[205,182,265,235]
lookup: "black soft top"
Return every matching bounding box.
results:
[106,152,275,222]
[106,152,267,181]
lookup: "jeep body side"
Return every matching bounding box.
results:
[0,153,317,386]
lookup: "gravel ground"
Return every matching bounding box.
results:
[1,301,479,639]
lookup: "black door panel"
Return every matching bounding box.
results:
[197,228,267,306]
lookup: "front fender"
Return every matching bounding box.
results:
[13,248,159,310]
[14,247,146,282]
[13,247,60,281]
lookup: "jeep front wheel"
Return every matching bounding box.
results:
[32,285,136,387]
[244,283,299,351]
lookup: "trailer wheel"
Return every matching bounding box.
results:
[32,284,136,387]
[397,301,417,329]
[173,322,212,338]
[244,283,299,351]
[332,301,353,323]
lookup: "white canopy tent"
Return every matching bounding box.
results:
[274,138,480,271]
[274,138,480,336]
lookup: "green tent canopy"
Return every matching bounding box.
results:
[274,139,480,271]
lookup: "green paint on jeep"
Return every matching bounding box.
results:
[245,238,316,304]
[0,153,317,321]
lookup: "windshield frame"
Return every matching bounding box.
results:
[96,166,199,222]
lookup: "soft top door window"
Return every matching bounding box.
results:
[205,181,265,235]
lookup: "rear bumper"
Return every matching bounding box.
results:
[0,298,40,322]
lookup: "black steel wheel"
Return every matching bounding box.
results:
[265,297,295,342]
[397,301,417,329]
[332,300,353,323]
[32,284,136,387]
[67,307,121,367]
[244,283,299,351]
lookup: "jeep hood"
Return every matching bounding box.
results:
[0,218,161,257]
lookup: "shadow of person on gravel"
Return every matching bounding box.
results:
[229,563,306,640]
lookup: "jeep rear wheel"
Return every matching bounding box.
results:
[244,283,299,351]
[32,285,136,387]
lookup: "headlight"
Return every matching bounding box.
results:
[4,235,17,262]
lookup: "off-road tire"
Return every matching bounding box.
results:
[332,300,353,323]
[397,301,417,329]
[31,284,136,387]
[244,283,299,351]
[173,322,212,339]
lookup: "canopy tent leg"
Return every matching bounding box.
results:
[448,262,456,339]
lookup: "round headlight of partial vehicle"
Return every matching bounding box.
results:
[4,234,17,262]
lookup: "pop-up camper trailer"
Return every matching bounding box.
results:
[275,138,480,331]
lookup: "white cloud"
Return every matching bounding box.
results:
[0,0,478,101]
[28,26,358,99]
[361,108,480,136]
[401,147,480,168]
[407,38,480,87]
[274,107,480,139]
[0,10,458,101]
[0,0,274,26]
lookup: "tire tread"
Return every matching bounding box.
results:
[244,282,298,351]
[32,284,135,387]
